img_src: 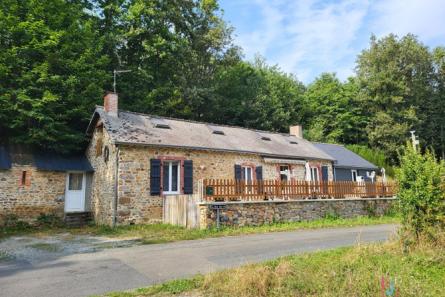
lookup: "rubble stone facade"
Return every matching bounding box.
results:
[198,198,395,228]
[0,166,65,224]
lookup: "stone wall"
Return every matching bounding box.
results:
[86,122,117,225]
[114,145,334,225]
[198,198,396,228]
[0,166,65,224]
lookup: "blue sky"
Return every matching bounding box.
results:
[219,0,445,84]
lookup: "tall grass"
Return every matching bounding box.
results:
[102,237,445,297]
[347,144,395,177]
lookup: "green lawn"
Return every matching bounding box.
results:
[1,215,399,243]
[98,240,445,297]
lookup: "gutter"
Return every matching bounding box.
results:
[112,145,120,227]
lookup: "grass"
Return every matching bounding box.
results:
[1,215,399,243]
[97,239,445,297]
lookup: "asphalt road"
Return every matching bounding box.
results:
[0,224,398,297]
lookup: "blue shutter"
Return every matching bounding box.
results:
[150,159,161,195]
[234,164,242,180]
[255,166,263,180]
[183,160,193,194]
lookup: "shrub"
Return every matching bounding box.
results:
[396,143,445,243]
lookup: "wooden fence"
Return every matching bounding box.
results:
[163,194,200,228]
[202,179,397,202]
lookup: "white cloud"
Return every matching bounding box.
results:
[371,0,445,41]
[227,0,445,83]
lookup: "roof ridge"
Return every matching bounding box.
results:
[312,141,345,147]
[96,106,299,138]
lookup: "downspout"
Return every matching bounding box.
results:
[112,145,120,227]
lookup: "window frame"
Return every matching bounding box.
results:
[162,160,181,195]
[279,165,290,181]
[241,166,254,182]
[351,169,358,182]
[311,167,319,182]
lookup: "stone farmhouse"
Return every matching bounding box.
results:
[0,93,392,227]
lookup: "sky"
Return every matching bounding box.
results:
[219,0,445,84]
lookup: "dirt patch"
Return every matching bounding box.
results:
[0,233,141,263]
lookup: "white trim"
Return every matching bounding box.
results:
[351,169,358,182]
[310,167,319,182]
[163,161,181,195]
[241,166,253,181]
[65,172,86,212]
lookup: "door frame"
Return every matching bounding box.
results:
[65,171,86,213]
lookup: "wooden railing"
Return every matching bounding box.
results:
[202,179,397,202]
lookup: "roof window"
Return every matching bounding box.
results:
[257,132,271,141]
[208,124,225,135]
[151,117,170,129]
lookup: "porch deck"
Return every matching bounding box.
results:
[200,179,397,202]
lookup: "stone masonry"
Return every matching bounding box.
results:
[198,198,396,228]
[115,145,334,225]
[0,166,65,224]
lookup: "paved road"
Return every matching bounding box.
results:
[0,224,397,297]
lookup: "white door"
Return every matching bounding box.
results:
[65,172,86,212]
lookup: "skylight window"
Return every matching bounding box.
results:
[208,124,225,135]
[257,132,272,141]
[151,117,170,129]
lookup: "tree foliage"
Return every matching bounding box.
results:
[0,0,109,153]
[396,143,445,243]
[0,1,445,163]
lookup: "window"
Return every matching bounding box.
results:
[68,173,83,190]
[103,146,109,163]
[162,161,180,194]
[311,167,319,182]
[241,166,253,181]
[280,165,290,181]
[21,171,27,186]
[351,170,358,182]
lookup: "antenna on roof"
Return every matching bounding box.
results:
[113,69,132,93]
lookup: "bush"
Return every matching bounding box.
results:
[396,143,445,244]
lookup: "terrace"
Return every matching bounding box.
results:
[200,179,397,202]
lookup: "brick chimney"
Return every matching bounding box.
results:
[104,92,118,117]
[289,125,303,138]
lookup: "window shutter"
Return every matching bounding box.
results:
[234,164,242,180]
[183,160,193,194]
[255,166,263,180]
[150,159,161,195]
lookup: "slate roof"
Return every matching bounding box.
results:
[87,107,334,161]
[0,146,93,172]
[312,143,378,170]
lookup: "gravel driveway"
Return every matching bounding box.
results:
[0,233,140,264]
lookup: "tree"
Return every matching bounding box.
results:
[114,0,240,119]
[208,58,306,132]
[0,0,109,153]
[396,143,445,243]
[303,73,366,144]
[356,34,435,162]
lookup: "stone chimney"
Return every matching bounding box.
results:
[104,92,118,117]
[289,125,303,138]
